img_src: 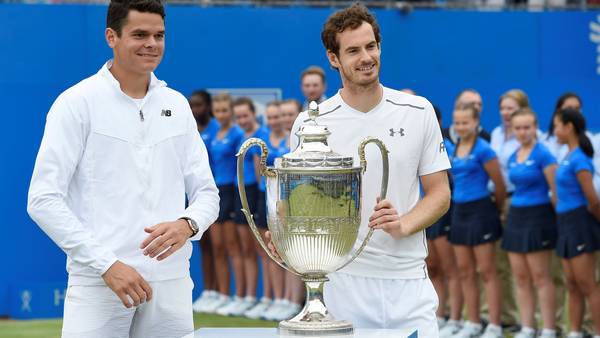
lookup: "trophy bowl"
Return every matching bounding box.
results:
[236,102,389,336]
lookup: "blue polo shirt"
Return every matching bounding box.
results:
[210,125,244,186]
[236,127,270,186]
[450,138,497,203]
[508,142,557,207]
[555,147,595,214]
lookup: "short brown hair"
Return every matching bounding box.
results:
[301,66,326,83]
[321,3,382,56]
[233,97,256,114]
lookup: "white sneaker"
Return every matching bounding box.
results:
[244,297,272,319]
[538,329,557,338]
[227,296,256,317]
[262,298,288,321]
[439,320,462,338]
[202,293,230,313]
[273,301,302,321]
[215,296,243,316]
[192,290,217,313]
[438,317,447,330]
[565,332,584,338]
[513,328,535,338]
[480,324,504,338]
[450,321,483,338]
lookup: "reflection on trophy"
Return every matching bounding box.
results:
[236,102,389,336]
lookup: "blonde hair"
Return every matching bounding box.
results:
[212,92,233,108]
[499,89,529,109]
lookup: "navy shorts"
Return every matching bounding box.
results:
[501,203,557,253]
[255,190,268,229]
[556,206,600,259]
[426,203,452,240]
[216,184,236,223]
[450,197,502,246]
[234,183,259,225]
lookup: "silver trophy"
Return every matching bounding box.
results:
[236,102,389,336]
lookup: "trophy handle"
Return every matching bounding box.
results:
[337,137,390,271]
[236,138,302,276]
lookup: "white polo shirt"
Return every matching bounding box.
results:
[291,86,450,279]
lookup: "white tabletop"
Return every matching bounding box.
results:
[186,327,418,338]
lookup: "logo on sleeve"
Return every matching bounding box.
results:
[161,109,172,117]
[389,128,405,137]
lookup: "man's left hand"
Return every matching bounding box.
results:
[140,219,193,261]
[368,197,410,240]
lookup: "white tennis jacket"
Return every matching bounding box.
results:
[28,62,219,286]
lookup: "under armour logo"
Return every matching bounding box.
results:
[161,109,172,117]
[389,128,405,137]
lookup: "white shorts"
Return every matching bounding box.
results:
[62,277,194,338]
[324,272,439,337]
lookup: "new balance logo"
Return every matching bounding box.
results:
[161,109,172,117]
[389,128,405,137]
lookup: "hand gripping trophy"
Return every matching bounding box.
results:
[236,102,389,336]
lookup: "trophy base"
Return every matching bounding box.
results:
[278,319,353,336]
[277,278,354,336]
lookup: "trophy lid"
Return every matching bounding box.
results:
[281,101,354,168]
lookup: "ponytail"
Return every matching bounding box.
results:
[579,133,594,158]
[555,108,593,158]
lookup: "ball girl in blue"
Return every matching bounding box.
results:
[188,90,221,311]
[227,97,267,315]
[502,108,558,338]
[552,108,600,337]
[206,92,245,311]
[425,108,463,336]
[449,104,507,337]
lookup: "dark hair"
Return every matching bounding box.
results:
[190,89,213,118]
[282,99,302,112]
[455,102,480,120]
[233,97,256,114]
[107,0,165,37]
[555,108,593,158]
[321,3,382,57]
[547,92,583,137]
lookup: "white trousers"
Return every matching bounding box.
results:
[62,277,194,338]
[324,272,439,337]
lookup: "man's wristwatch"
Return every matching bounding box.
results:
[180,217,199,238]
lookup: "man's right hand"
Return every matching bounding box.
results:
[102,261,153,308]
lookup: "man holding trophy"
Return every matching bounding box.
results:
[290,3,451,336]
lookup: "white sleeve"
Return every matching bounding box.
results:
[178,105,219,240]
[418,101,451,176]
[27,94,118,276]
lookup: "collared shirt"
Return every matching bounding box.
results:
[28,61,219,286]
[490,125,519,193]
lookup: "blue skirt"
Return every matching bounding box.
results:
[450,197,502,246]
[255,190,268,229]
[501,203,557,253]
[217,184,236,222]
[234,183,259,225]
[426,204,452,240]
[556,206,600,259]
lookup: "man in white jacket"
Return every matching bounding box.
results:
[27,1,219,337]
